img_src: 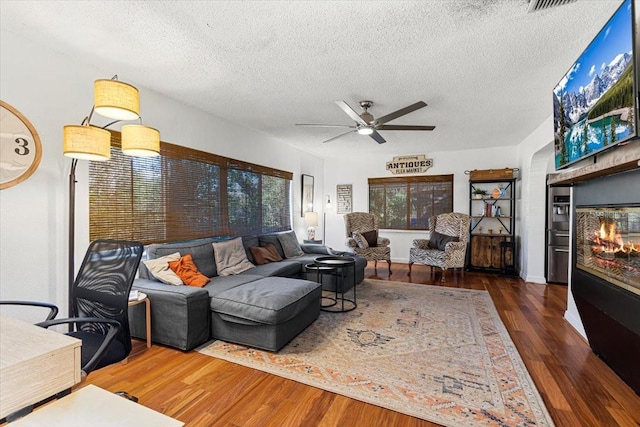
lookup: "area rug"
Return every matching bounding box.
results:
[198,279,555,426]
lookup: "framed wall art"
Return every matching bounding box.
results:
[301,174,314,217]
[336,184,352,214]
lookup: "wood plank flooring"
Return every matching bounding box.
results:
[86,263,640,426]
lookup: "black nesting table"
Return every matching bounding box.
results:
[308,255,357,312]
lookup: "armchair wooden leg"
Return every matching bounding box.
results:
[408,262,413,276]
[441,268,446,282]
[374,260,378,272]
[387,260,392,275]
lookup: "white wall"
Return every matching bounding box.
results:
[0,30,323,321]
[321,147,519,262]
[515,115,586,338]
[516,115,554,283]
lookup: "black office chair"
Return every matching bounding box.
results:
[37,239,144,378]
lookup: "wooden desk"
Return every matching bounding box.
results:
[9,385,184,426]
[0,315,81,419]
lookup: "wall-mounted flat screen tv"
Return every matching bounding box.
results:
[553,0,636,170]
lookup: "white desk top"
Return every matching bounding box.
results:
[10,385,184,427]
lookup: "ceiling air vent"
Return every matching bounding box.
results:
[527,0,577,13]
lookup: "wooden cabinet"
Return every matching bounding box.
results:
[467,177,517,274]
[470,235,514,270]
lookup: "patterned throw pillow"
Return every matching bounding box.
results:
[277,231,304,258]
[352,232,369,249]
[168,253,210,287]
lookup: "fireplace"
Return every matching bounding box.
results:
[572,168,640,395]
[575,206,640,296]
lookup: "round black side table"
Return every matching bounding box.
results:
[314,256,357,312]
[304,263,338,310]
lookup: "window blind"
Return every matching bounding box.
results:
[89,131,292,244]
[368,175,453,230]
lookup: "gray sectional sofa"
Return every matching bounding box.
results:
[129,232,366,352]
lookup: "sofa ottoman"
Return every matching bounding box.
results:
[209,277,321,351]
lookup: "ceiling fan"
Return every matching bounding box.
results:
[296,100,435,144]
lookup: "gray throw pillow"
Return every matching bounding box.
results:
[428,231,459,250]
[277,231,304,258]
[212,237,255,276]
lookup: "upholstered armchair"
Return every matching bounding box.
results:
[408,212,471,282]
[344,212,392,274]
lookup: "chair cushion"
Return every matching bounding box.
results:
[428,231,459,250]
[241,261,301,278]
[209,277,320,325]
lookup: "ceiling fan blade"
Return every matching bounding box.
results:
[335,101,368,125]
[296,124,355,128]
[323,130,356,143]
[369,131,386,144]
[377,124,436,131]
[374,101,427,125]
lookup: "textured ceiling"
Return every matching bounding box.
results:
[0,0,625,159]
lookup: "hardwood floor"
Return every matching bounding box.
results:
[86,263,640,426]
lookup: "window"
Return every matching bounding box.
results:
[89,131,292,244]
[368,175,453,230]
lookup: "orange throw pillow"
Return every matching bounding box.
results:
[168,253,210,287]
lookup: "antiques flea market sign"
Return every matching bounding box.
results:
[386,155,433,175]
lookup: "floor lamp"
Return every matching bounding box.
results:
[64,76,160,319]
[323,195,332,243]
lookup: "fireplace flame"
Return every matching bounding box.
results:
[592,221,638,256]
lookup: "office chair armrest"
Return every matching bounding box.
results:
[37,316,120,330]
[0,300,59,321]
[37,317,121,376]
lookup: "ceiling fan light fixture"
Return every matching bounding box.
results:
[357,126,374,135]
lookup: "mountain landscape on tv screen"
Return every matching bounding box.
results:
[556,52,631,123]
[554,53,635,169]
[553,0,635,170]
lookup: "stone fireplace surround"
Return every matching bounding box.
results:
[549,141,640,396]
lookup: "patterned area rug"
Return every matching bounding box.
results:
[198,279,554,426]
